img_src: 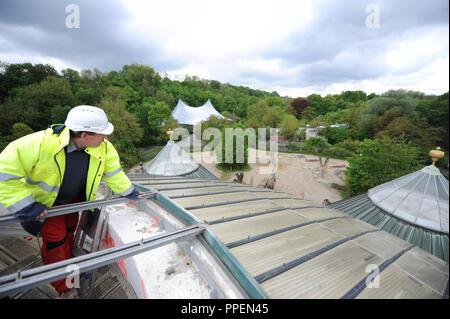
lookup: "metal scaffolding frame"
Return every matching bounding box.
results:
[0,223,206,298]
[0,192,157,227]
[0,191,211,298]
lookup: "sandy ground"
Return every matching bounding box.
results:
[192,150,348,206]
[131,148,349,207]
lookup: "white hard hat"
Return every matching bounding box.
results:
[65,105,114,135]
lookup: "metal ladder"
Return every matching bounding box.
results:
[71,188,112,299]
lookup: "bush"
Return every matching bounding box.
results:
[287,142,301,152]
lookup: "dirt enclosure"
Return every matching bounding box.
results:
[192,150,348,206]
[132,148,349,207]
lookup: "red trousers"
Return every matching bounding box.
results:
[40,212,79,293]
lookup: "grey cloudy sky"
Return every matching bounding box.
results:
[0,0,448,97]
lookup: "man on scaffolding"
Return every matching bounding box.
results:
[0,105,140,298]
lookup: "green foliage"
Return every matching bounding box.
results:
[222,96,237,113]
[280,114,299,140]
[147,101,172,132]
[334,139,361,154]
[263,107,283,128]
[298,128,306,141]
[345,138,421,196]
[325,146,355,158]
[246,101,268,124]
[343,104,365,140]
[1,61,448,177]
[375,116,421,141]
[217,126,250,171]
[340,90,367,103]
[199,116,232,139]
[0,62,58,101]
[99,87,143,146]
[360,90,420,139]
[319,127,349,145]
[10,123,34,141]
[287,142,301,152]
[264,96,285,108]
[416,92,448,128]
[325,139,361,158]
[321,109,348,124]
[75,87,100,105]
[300,106,316,121]
[48,105,71,124]
[303,136,330,153]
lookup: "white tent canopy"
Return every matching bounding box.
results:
[171,99,225,125]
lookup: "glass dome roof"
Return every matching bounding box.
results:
[368,165,449,234]
[146,141,199,176]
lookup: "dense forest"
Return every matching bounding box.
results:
[0,61,448,196]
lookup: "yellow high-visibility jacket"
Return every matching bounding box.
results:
[0,125,134,215]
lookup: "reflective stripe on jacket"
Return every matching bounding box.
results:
[0,125,133,214]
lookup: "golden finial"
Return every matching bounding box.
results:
[429,147,445,166]
[167,128,173,140]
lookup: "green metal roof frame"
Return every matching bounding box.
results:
[329,193,449,262]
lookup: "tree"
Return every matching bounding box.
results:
[361,91,418,138]
[280,114,299,140]
[61,68,81,88]
[303,136,330,153]
[223,96,237,113]
[262,107,283,128]
[147,101,172,134]
[99,87,143,169]
[48,105,71,124]
[343,104,366,139]
[307,94,324,115]
[10,123,34,141]
[291,97,310,119]
[375,116,420,142]
[341,90,367,103]
[11,76,75,130]
[322,95,338,113]
[75,87,100,105]
[322,109,348,125]
[0,62,58,101]
[300,106,316,121]
[264,96,285,108]
[217,124,250,171]
[320,127,350,145]
[121,85,142,113]
[246,101,269,124]
[345,138,421,195]
[416,92,448,128]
